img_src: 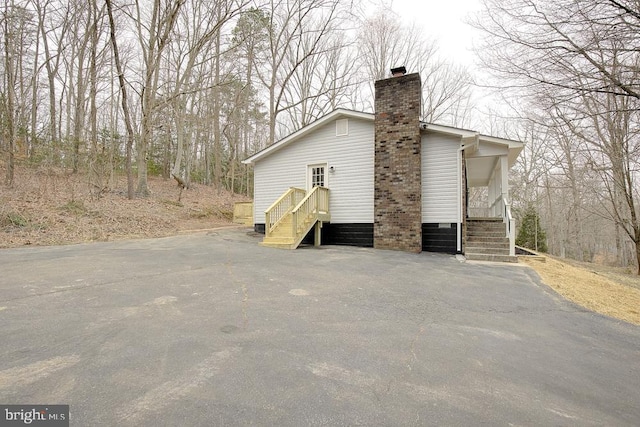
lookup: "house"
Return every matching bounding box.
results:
[242,68,524,261]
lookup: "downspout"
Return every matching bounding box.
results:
[458,135,479,253]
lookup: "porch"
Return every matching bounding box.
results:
[463,135,523,261]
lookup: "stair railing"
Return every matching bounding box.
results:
[264,187,306,237]
[291,186,330,239]
[502,194,515,256]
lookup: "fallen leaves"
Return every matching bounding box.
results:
[0,167,250,248]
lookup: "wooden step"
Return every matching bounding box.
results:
[259,241,296,249]
[262,213,320,250]
[268,228,293,238]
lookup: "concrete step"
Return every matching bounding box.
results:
[467,222,503,227]
[465,246,510,255]
[467,234,508,241]
[467,222,505,227]
[467,227,506,234]
[465,253,518,263]
[467,226,504,231]
[465,218,514,262]
[466,240,509,248]
[466,237,509,245]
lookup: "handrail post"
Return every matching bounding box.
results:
[292,211,296,239]
[502,194,516,256]
[509,217,515,256]
[313,188,318,214]
[265,211,271,237]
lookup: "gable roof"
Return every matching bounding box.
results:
[242,108,523,165]
[242,109,373,165]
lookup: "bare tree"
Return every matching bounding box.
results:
[281,31,358,131]
[357,7,475,126]
[33,0,72,162]
[570,90,640,271]
[473,0,640,271]
[252,0,344,145]
[105,0,135,199]
[356,8,436,113]
[1,1,33,185]
[472,0,640,102]
[2,1,17,186]
[164,0,247,188]
[133,0,185,195]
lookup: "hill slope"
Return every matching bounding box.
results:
[0,167,249,248]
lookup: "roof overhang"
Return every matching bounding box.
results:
[420,122,478,139]
[465,136,524,187]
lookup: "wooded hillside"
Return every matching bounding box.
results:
[0,167,244,247]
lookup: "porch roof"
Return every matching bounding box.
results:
[419,123,524,187]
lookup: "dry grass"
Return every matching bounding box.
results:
[522,256,640,326]
[0,166,250,248]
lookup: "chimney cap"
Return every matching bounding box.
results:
[390,66,407,77]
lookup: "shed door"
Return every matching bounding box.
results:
[307,164,328,191]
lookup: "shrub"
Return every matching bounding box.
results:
[516,205,548,252]
[0,211,29,228]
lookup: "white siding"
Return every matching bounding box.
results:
[254,118,374,224]
[422,133,461,223]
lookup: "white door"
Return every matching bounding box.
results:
[307,164,328,191]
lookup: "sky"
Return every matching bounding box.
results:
[388,0,483,66]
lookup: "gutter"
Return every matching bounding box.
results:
[457,134,479,253]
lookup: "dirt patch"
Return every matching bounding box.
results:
[522,256,640,326]
[0,167,251,248]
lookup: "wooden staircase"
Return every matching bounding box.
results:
[465,218,517,263]
[261,186,330,250]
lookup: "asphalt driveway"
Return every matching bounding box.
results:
[0,227,639,426]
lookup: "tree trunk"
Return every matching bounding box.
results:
[105,0,135,199]
[212,24,222,192]
[4,2,16,186]
[89,0,101,194]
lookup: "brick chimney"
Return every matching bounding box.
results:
[374,68,422,252]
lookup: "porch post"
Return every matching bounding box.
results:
[500,155,515,255]
[314,221,322,247]
[500,155,509,204]
[488,172,496,217]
